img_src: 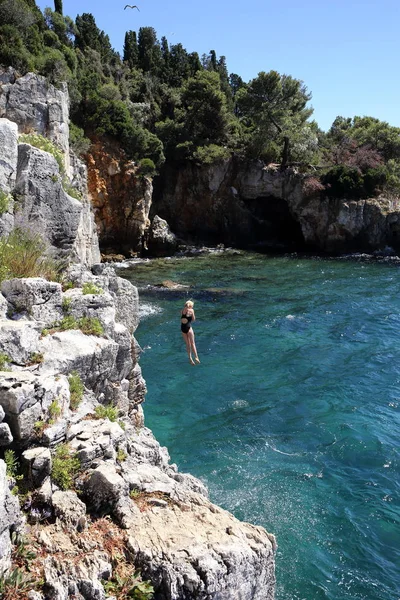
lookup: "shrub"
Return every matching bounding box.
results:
[62,280,75,291]
[58,315,78,331]
[51,444,80,490]
[69,122,91,156]
[63,181,82,201]
[94,404,118,422]
[192,144,230,165]
[0,24,34,74]
[138,158,156,177]
[0,353,11,371]
[49,316,104,337]
[68,371,84,410]
[116,449,127,462]
[0,190,11,215]
[62,297,72,314]
[303,176,325,197]
[78,316,104,336]
[19,133,65,174]
[48,399,61,423]
[4,450,19,479]
[34,420,47,436]
[28,352,44,365]
[322,165,365,198]
[0,228,59,285]
[103,568,154,600]
[82,282,103,295]
[0,567,38,600]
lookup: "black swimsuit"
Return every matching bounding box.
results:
[181,311,192,334]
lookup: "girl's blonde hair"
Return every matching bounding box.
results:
[185,300,194,308]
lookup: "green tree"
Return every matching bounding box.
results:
[75,12,113,60]
[54,0,62,14]
[137,26,161,73]
[123,30,138,68]
[236,70,312,165]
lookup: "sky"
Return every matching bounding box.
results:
[36,0,400,131]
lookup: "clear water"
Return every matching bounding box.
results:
[120,253,400,600]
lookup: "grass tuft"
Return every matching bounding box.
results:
[51,444,80,490]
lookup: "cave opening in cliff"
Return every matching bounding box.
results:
[245,195,307,252]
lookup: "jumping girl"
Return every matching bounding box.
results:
[181,300,200,365]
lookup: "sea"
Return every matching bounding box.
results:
[119,251,400,600]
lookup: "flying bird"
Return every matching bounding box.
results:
[124,4,140,9]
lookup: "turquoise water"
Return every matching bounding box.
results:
[120,253,400,600]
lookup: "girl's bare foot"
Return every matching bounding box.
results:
[195,357,200,364]
[189,358,195,365]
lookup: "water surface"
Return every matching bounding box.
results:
[120,253,400,600]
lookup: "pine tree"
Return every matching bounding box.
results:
[123,30,138,68]
[54,0,63,15]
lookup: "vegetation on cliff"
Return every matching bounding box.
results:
[1,0,400,196]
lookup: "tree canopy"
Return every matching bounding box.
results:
[0,0,399,196]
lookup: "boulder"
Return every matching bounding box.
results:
[0,372,70,446]
[0,320,42,365]
[38,330,121,391]
[1,277,62,326]
[0,423,13,446]
[62,288,116,338]
[147,215,178,257]
[22,447,52,487]
[85,463,129,511]
[52,491,86,528]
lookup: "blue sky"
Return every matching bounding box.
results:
[36,0,400,131]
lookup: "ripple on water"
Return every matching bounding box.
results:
[120,254,400,600]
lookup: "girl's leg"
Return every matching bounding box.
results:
[188,329,200,363]
[182,333,195,364]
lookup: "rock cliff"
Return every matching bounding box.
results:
[0,69,100,265]
[0,70,276,599]
[153,159,400,253]
[86,138,153,256]
[0,268,276,600]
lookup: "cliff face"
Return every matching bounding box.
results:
[153,159,400,253]
[86,138,153,256]
[0,70,100,265]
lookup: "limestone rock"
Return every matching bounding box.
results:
[0,422,13,445]
[125,493,276,600]
[0,118,18,235]
[22,447,52,487]
[0,293,7,319]
[0,119,18,192]
[86,463,129,510]
[147,214,178,257]
[62,288,116,337]
[0,372,70,446]
[1,277,62,326]
[14,144,82,260]
[0,320,42,365]
[0,71,70,172]
[52,491,86,528]
[38,330,120,392]
[70,151,101,266]
[0,459,20,574]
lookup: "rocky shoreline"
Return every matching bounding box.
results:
[0,70,276,599]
